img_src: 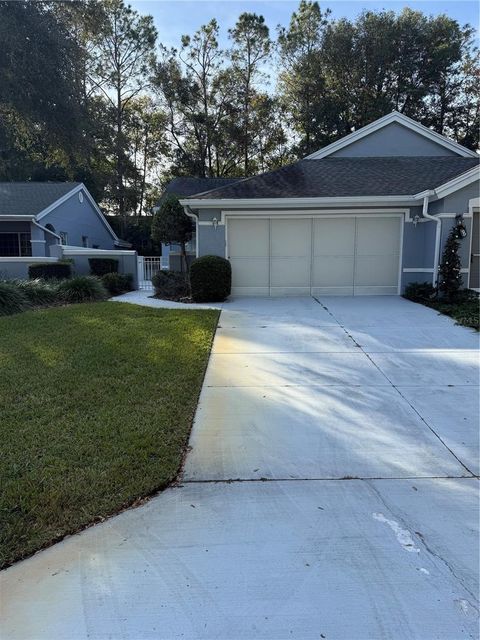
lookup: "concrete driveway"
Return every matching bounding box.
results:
[1,295,479,640]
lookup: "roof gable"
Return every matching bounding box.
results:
[0,182,81,217]
[306,112,478,160]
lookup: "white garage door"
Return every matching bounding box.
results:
[227,216,402,296]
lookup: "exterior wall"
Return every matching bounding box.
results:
[40,191,116,249]
[168,252,195,272]
[429,182,479,214]
[0,257,58,280]
[330,122,457,157]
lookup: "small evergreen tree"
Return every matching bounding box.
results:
[151,194,192,272]
[438,223,464,301]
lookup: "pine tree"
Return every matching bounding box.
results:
[438,224,464,301]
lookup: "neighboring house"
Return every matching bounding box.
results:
[180,112,480,296]
[0,182,134,280]
[157,177,241,269]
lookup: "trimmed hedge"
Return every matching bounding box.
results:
[89,258,119,276]
[57,276,109,304]
[101,272,134,295]
[152,270,189,300]
[190,255,231,302]
[28,262,71,280]
[0,282,30,316]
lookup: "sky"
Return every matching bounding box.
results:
[130,0,480,51]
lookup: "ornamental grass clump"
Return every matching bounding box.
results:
[57,276,109,304]
[0,282,30,316]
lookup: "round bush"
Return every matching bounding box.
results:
[151,270,189,300]
[15,279,59,308]
[0,282,30,316]
[57,276,109,304]
[190,255,231,303]
[101,273,134,296]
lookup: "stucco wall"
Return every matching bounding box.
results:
[63,250,139,288]
[329,122,457,157]
[41,192,116,249]
[429,182,479,214]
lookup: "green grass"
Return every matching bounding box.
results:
[0,302,219,568]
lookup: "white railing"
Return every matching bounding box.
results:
[138,256,167,290]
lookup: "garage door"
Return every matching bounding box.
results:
[227,216,402,296]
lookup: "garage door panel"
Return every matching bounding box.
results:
[230,257,269,289]
[271,219,310,257]
[314,218,355,255]
[271,258,310,287]
[356,217,401,255]
[312,256,354,287]
[355,255,399,286]
[228,219,268,257]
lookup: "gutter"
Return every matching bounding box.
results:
[420,192,441,287]
[183,205,199,258]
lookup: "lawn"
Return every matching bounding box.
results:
[0,302,219,569]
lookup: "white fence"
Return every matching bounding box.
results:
[137,256,168,290]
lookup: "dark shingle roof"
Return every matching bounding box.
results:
[163,176,243,199]
[186,157,480,200]
[0,182,80,216]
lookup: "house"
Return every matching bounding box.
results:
[0,182,136,281]
[157,177,241,270]
[180,112,480,296]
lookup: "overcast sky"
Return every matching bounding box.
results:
[130,0,479,51]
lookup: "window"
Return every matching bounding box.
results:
[59,232,68,245]
[0,232,32,257]
[82,236,89,248]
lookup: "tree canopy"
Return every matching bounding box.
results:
[1,0,478,219]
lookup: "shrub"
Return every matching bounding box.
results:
[190,255,231,302]
[88,258,119,276]
[15,279,59,307]
[403,281,437,302]
[151,270,189,300]
[0,282,30,316]
[28,262,71,280]
[101,272,134,296]
[57,276,108,304]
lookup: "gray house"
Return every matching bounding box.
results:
[180,112,480,296]
[0,182,136,280]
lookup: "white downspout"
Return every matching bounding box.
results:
[421,193,441,287]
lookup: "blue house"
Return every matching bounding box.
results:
[0,182,135,280]
[180,112,480,295]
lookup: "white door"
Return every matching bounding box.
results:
[227,215,402,296]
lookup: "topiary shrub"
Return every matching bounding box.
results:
[101,272,134,296]
[57,276,108,304]
[0,282,30,316]
[190,255,231,302]
[151,270,189,300]
[15,279,59,308]
[88,258,119,276]
[28,262,71,280]
[403,281,437,302]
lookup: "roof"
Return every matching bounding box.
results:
[306,111,478,159]
[162,176,243,199]
[185,157,480,201]
[0,182,81,216]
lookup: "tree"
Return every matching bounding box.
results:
[229,13,272,175]
[151,195,192,271]
[438,222,465,300]
[89,0,157,223]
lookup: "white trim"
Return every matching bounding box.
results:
[435,212,472,218]
[431,166,480,200]
[468,197,480,213]
[0,215,35,221]
[35,184,120,243]
[32,220,62,241]
[30,239,46,243]
[182,195,417,209]
[305,111,478,159]
[62,247,136,256]
[220,208,409,225]
[404,267,469,273]
[0,256,58,263]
